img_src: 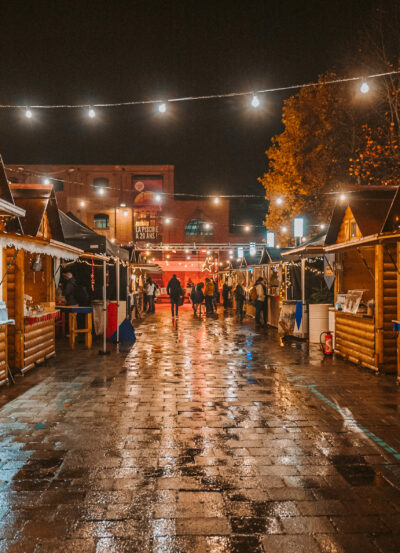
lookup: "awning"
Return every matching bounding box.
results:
[0,233,82,260]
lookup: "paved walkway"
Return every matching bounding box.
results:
[1,304,400,552]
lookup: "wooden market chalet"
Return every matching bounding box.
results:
[0,159,81,381]
[325,186,400,376]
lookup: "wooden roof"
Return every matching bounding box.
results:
[325,188,397,245]
[7,183,64,241]
[0,156,23,232]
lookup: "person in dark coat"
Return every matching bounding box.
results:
[234,282,246,322]
[192,283,205,315]
[167,274,183,318]
[222,282,231,309]
[62,272,78,305]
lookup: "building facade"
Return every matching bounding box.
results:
[6,164,264,247]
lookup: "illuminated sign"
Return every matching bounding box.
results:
[237,247,244,258]
[294,217,304,238]
[249,242,256,256]
[266,232,275,248]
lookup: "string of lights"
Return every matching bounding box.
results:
[2,70,398,115]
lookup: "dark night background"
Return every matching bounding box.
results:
[0,0,376,200]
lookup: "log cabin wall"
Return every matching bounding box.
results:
[6,247,56,373]
[6,248,24,371]
[381,242,398,373]
[335,312,376,369]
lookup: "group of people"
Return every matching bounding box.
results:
[143,273,268,324]
[189,277,218,315]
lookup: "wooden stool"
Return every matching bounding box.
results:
[69,312,93,349]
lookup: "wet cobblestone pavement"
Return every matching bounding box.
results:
[1,305,400,552]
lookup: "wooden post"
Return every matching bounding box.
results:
[102,259,107,354]
[397,242,400,382]
[375,244,384,368]
[116,259,120,344]
[15,249,25,370]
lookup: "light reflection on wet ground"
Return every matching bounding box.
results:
[0,304,400,552]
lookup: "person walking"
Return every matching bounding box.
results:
[205,278,214,314]
[222,281,231,309]
[255,277,266,325]
[167,274,183,319]
[192,282,205,315]
[234,282,246,322]
[212,278,219,311]
[146,277,157,313]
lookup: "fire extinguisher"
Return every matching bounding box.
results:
[320,331,333,356]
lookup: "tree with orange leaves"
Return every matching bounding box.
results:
[259,74,362,245]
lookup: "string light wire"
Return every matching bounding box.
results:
[1,70,399,111]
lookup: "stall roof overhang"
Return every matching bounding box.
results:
[59,211,129,262]
[282,232,327,260]
[0,198,26,218]
[131,263,163,273]
[0,232,82,260]
[324,231,400,252]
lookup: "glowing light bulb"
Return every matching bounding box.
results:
[282,226,287,232]
[98,187,105,195]
[276,197,283,205]
[207,250,211,255]
[360,80,370,94]
[158,103,167,113]
[229,250,233,254]
[25,108,33,119]
[244,225,250,231]
[165,217,171,224]
[187,256,191,260]
[155,194,161,202]
[251,95,260,108]
[120,202,126,207]
[320,223,326,230]
[88,107,96,118]
[204,223,211,230]
[276,244,280,249]
[185,249,189,253]
[340,193,346,201]
[111,238,116,243]
[80,201,85,207]
[229,255,233,259]
[166,255,170,259]
[43,178,50,185]
[213,197,220,204]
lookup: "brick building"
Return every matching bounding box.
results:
[7,164,265,287]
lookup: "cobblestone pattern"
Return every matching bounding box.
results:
[0,305,400,552]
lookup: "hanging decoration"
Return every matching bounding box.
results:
[91,259,95,292]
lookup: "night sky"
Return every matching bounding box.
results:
[0,0,374,197]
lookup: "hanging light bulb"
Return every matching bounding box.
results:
[340,193,346,201]
[282,226,287,232]
[320,223,326,230]
[276,197,283,205]
[80,201,85,207]
[244,225,250,232]
[213,197,220,204]
[158,102,167,113]
[360,80,370,94]
[25,108,33,119]
[165,217,171,224]
[43,178,50,185]
[98,187,105,195]
[155,194,161,202]
[88,107,96,118]
[251,95,260,108]
[204,223,211,230]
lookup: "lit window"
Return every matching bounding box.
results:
[94,213,109,229]
[93,177,109,189]
[184,219,213,236]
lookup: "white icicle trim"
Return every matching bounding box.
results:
[0,236,79,260]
